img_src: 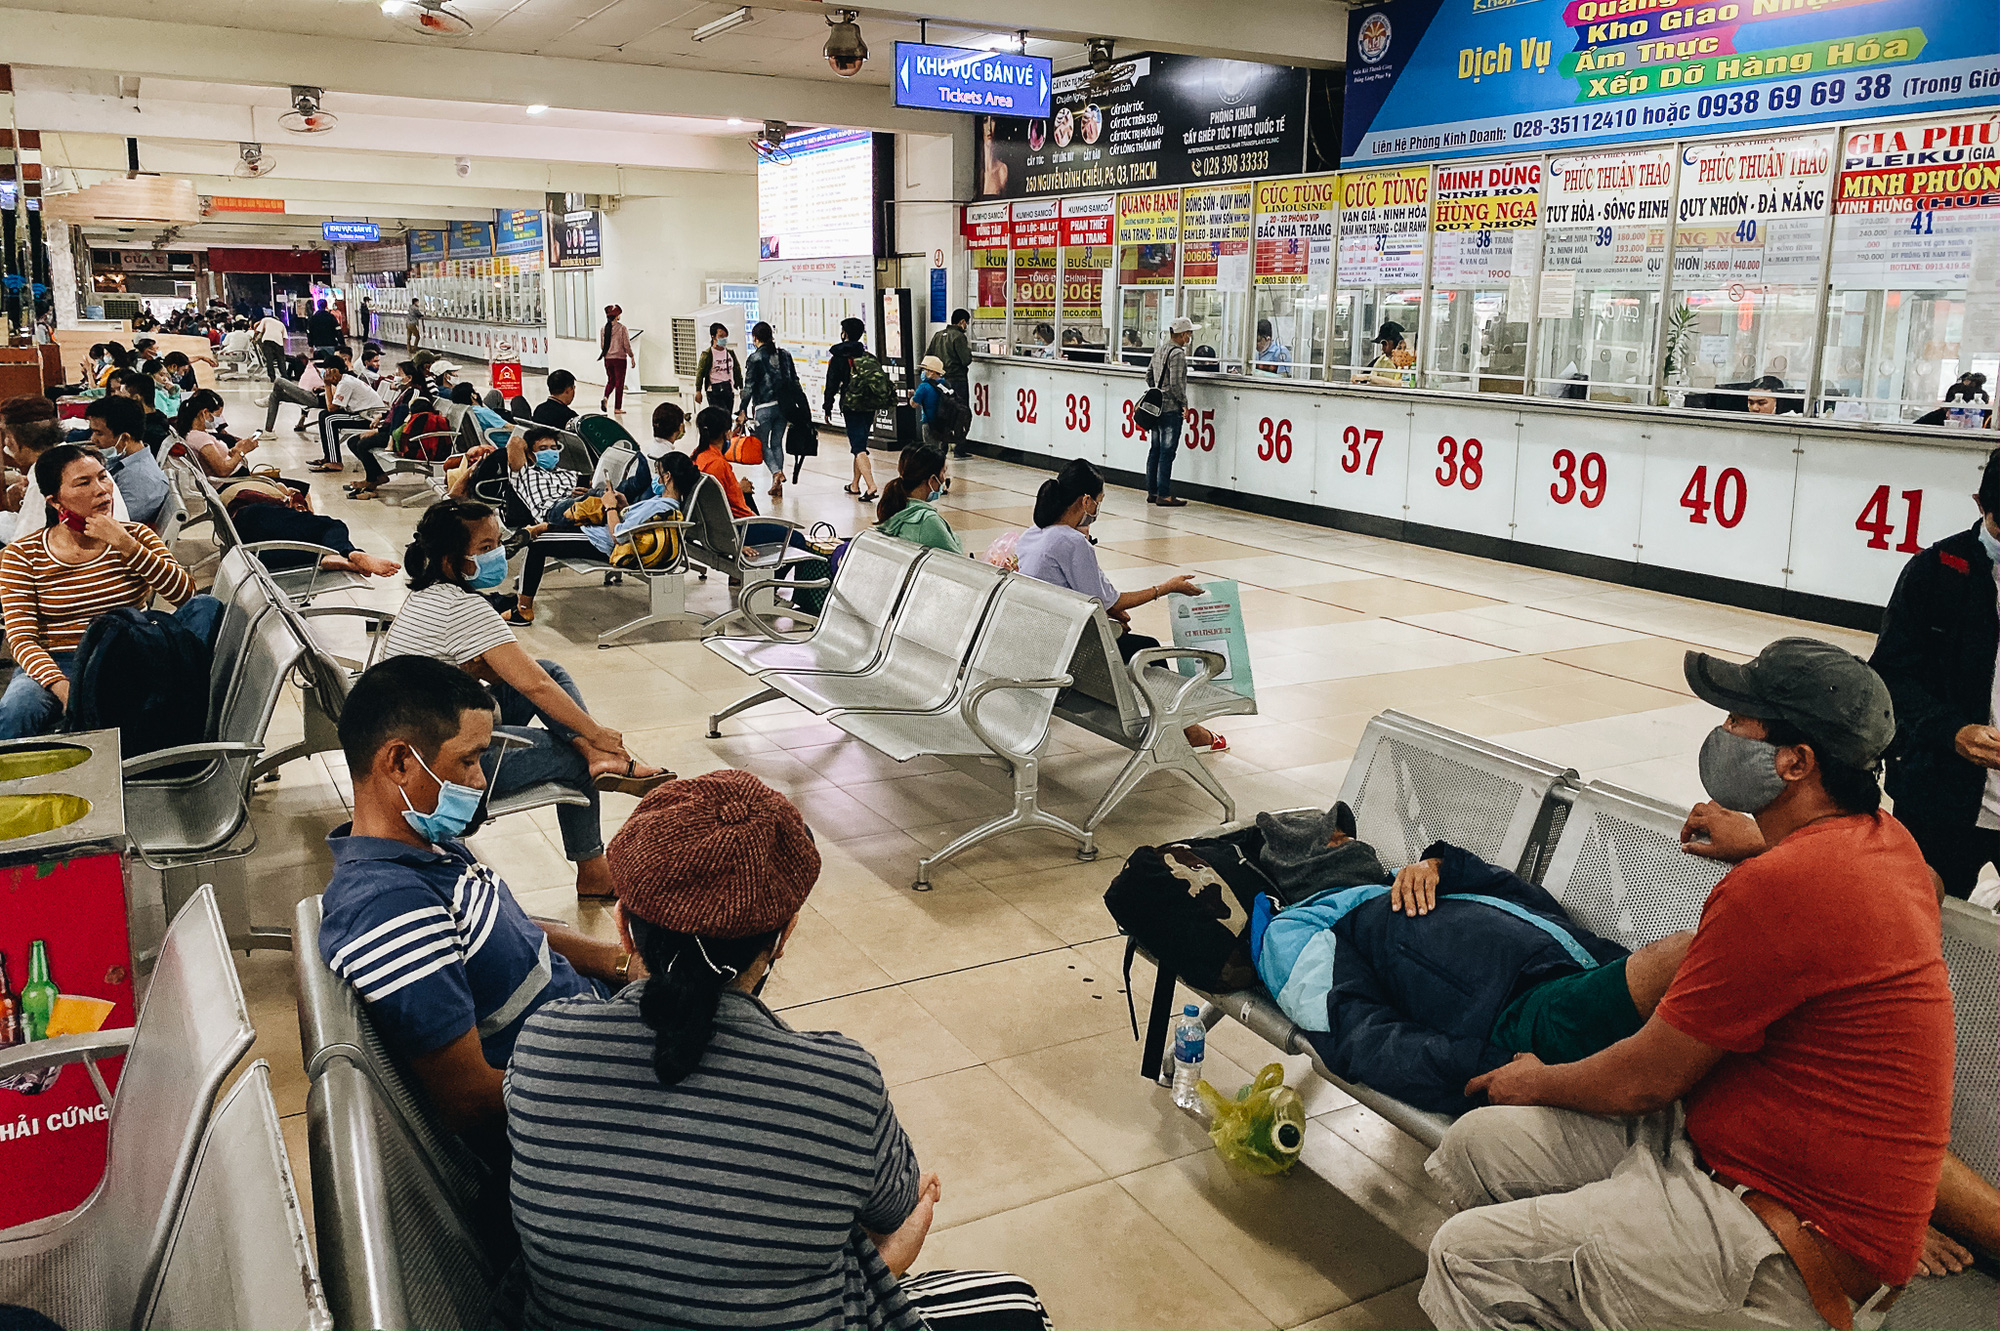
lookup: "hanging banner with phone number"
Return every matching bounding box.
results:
[1342,0,2000,166]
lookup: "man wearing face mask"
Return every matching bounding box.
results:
[319,654,639,1145]
[1870,447,2000,901]
[1422,638,1954,1331]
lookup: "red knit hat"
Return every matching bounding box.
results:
[607,769,820,938]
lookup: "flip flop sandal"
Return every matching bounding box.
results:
[500,608,535,626]
[842,485,862,495]
[593,761,677,796]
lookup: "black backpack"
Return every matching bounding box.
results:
[1103,829,1276,994]
[930,383,971,442]
[65,607,214,764]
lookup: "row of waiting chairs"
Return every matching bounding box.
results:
[705,530,1254,885]
[1134,709,2000,1331]
[0,889,329,1331]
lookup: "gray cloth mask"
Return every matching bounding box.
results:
[1697,726,1787,814]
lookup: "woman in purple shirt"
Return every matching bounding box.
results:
[1014,459,1228,752]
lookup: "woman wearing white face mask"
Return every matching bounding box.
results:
[694,323,740,415]
[380,499,674,900]
[1014,458,1227,753]
[874,446,960,554]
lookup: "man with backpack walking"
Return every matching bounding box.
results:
[924,309,974,457]
[824,318,895,503]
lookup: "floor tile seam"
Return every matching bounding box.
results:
[1104,1171,1323,1329]
[1524,655,1697,700]
[772,933,1122,1007]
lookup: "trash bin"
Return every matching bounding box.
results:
[491,335,524,399]
[0,729,132,1230]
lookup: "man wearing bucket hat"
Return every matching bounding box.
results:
[1421,638,1955,1331]
[504,770,1053,1331]
[1145,316,1196,506]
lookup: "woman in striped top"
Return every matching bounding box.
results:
[505,772,1052,1331]
[0,444,199,738]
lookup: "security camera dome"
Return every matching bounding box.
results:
[824,10,866,77]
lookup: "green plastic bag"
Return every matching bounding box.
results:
[1196,1063,1307,1176]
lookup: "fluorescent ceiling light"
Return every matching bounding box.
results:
[526,103,549,115]
[380,0,410,13]
[727,117,744,126]
[691,7,752,41]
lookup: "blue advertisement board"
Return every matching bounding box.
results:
[494,209,543,256]
[894,42,1051,118]
[321,221,379,243]
[1343,0,2000,166]
[406,229,447,265]
[447,220,494,259]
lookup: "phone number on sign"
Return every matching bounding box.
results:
[1508,74,1898,142]
[1189,151,1271,180]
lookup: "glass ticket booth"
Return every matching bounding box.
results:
[1057,245,1113,364]
[1425,231,1535,394]
[1179,186,1252,374]
[1333,281,1424,385]
[1251,283,1328,380]
[968,248,1008,352]
[1010,249,1057,358]
[1534,226,1666,403]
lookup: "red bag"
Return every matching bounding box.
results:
[395,408,454,462]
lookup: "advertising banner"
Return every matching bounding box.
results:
[1673,132,1836,290]
[447,221,494,260]
[1253,175,1338,284]
[974,249,1009,319]
[963,201,1011,247]
[0,852,133,1231]
[1337,167,1431,286]
[548,207,603,268]
[1009,198,1061,250]
[1182,185,1253,287]
[495,208,544,257]
[407,229,447,264]
[1117,190,1181,285]
[1829,116,2000,289]
[978,53,1318,199]
[1170,580,1256,700]
[1060,195,1116,247]
[1431,158,1541,286]
[1341,0,2000,167]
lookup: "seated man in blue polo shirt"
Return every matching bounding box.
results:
[319,653,637,1137]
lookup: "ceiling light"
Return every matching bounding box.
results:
[380,0,410,13]
[727,117,743,126]
[526,103,549,115]
[824,9,866,77]
[691,7,752,42]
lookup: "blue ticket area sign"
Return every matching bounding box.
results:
[1170,579,1256,702]
[894,42,1051,118]
[1342,0,2000,165]
[321,221,379,243]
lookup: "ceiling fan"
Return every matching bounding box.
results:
[234,142,278,177]
[278,86,338,133]
[393,0,475,36]
[1077,39,1136,95]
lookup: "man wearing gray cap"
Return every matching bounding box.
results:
[1420,638,1954,1331]
[1145,316,1195,506]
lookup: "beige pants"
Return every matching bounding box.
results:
[1420,1104,1827,1331]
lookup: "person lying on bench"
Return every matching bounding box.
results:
[507,448,695,624]
[319,654,637,1143]
[1422,639,1955,1331]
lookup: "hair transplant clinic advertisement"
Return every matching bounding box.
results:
[978,53,1323,199]
[1343,0,2000,166]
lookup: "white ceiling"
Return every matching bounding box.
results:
[131,77,750,136]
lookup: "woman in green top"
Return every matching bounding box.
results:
[874,446,961,554]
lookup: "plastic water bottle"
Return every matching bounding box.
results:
[1169,1005,1206,1111]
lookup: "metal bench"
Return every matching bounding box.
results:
[0,889,254,1331]
[1054,606,1257,831]
[177,462,374,608]
[703,530,931,735]
[295,897,508,1331]
[144,1061,331,1331]
[1538,780,1729,949]
[828,573,1103,886]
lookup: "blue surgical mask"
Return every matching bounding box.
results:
[399,748,484,845]
[926,487,942,502]
[467,545,510,590]
[1978,521,2000,565]
[652,480,666,497]
[534,448,561,471]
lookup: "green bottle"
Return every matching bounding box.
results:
[19,941,56,1043]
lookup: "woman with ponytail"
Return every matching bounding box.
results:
[875,446,961,553]
[1016,458,1229,752]
[504,770,1053,1331]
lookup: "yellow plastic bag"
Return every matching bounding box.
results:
[1196,1062,1307,1176]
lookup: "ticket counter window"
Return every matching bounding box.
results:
[1115,243,1176,369]
[1251,285,1327,380]
[1333,287,1422,385]
[1667,282,1822,417]
[1818,287,1998,427]
[1424,287,1529,395]
[1056,246,1113,365]
[1180,285,1246,374]
[1010,248,1058,358]
[967,249,1009,352]
[1536,287,1660,403]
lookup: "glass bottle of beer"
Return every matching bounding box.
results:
[19,941,56,1043]
[0,951,17,1048]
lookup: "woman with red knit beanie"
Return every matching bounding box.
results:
[502,769,1052,1331]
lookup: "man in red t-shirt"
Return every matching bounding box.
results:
[1420,638,1955,1331]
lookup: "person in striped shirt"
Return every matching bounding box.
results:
[505,771,1052,1331]
[0,443,201,738]
[319,654,634,1142]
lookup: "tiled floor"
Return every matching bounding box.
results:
[200,374,1883,1330]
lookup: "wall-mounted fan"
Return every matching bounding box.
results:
[1078,39,1136,95]
[397,0,474,36]
[234,142,278,177]
[279,87,338,133]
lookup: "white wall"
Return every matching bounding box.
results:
[544,172,759,398]
[893,132,960,348]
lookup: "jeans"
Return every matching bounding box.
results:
[602,357,627,409]
[751,401,786,479]
[0,653,79,740]
[264,377,320,432]
[483,661,602,862]
[1147,412,1183,498]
